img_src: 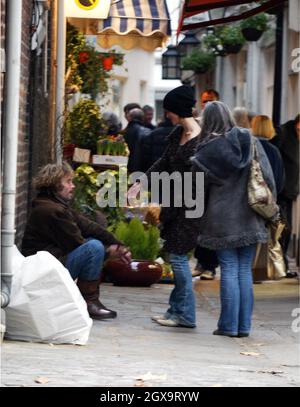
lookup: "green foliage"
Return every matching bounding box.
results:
[203,25,245,56]
[217,25,246,47]
[65,99,107,152]
[114,218,160,261]
[182,49,216,74]
[72,164,126,230]
[240,13,269,31]
[66,23,125,98]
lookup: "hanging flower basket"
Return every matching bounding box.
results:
[102,56,114,71]
[240,13,269,42]
[223,43,244,54]
[241,27,264,42]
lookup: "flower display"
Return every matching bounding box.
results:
[97,135,129,156]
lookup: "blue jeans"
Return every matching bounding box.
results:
[164,253,196,327]
[216,245,256,335]
[66,239,105,281]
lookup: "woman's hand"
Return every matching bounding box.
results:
[127,182,141,204]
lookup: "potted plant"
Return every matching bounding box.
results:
[240,13,269,41]
[217,26,246,54]
[182,49,216,74]
[72,164,126,230]
[104,218,163,287]
[65,99,107,153]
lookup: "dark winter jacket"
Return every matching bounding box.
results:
[144,126,201,255]
[255,136,285,195]
[124,119,151,173]
[22,192,121,263]
[272,120,299,200]
[140,119,175,172]
[191,127,276,250]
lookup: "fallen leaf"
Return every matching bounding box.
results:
[134,380,146,387]
[34,377,49,384]
[240,352,262,357]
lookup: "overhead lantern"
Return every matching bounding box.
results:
[177,31,200,56]
[162,45,181,80]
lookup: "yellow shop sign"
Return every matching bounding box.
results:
[65,0,111,18]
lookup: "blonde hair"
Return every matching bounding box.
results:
[34,161,74,192]
[251,115,276,139]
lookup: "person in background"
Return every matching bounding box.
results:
[193,88,220,280]
[200,89,220,110]
[272,114,300,278]
[102,111,122,135]
[139,113,175,172]
[192,101,276,338]
[251,115,285,195]
[142,105,156,130]
[128,85,201,329]
[22,162,131,321]
[124,108,151,173]
[233,107,251,129]
[121,103,141,133]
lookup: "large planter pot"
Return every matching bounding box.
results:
[223,43,244,55]
[104,259,163,287]
[242,28,264,42]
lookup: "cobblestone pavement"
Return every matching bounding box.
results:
[1,273,299,387]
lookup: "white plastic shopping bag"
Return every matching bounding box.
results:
[5,247,92,345]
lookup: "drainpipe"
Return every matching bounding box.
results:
[1,0,23,308]
[55,0,66,164]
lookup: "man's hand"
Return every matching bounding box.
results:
[107,244,132,265]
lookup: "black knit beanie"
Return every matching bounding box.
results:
[163,85,196,118]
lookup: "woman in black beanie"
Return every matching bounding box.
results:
[128,85,201,328]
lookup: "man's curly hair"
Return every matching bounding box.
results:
[33,162,74,193]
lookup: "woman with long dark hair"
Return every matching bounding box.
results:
[192,101,276,337]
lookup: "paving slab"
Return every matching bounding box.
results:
[1,276,299,387]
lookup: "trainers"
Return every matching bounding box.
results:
[156,318,180,327]
[285,270,298,278]
[192,267,203,277]
[200,270,215,280]
[151,315,167,322]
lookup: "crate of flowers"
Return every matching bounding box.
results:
[92,135,129,166]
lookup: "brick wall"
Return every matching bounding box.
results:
[2,1,54,248]
[14,0,33,247]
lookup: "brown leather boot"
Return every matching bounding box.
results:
[77,279,117,320]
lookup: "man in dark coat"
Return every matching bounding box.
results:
[124,108,151,173]
[22,162,131,320]
[142,105,156,130]
[139,116,174,172]
[272,114,300,277]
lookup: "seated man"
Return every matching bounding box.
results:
[22,162,131,320]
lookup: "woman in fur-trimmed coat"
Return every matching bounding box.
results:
[192,101,276,338]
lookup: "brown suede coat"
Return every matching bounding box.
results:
[22,193,121,263]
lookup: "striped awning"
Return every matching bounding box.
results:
[178,0,285,32]
[68,0,171,51]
